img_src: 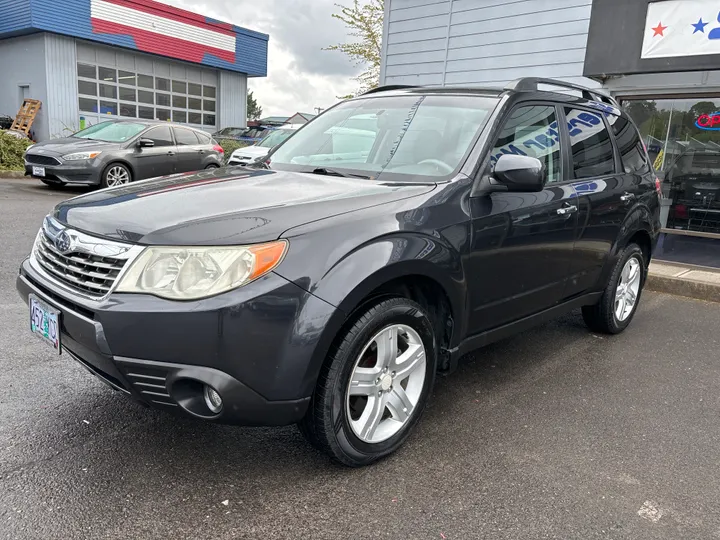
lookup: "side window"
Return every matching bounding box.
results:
[564,107,616,179]
[174,128,200,146]
[489,105,561,184]
[607,114,648,173]
[197,132,212,145]
[145,126,174,147]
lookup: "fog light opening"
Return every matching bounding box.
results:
[203,385,223,414]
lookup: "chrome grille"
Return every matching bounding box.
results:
[33,217,140,299]
[36,233,125,296]
[26,154,61,166]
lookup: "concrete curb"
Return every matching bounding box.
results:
[0,171,27,179]
[646,263,720,303]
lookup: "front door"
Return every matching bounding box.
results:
[132,126,177,180]
[466,104,579,335]
[563,108,648,296]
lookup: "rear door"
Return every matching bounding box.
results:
[563,106,646,296]
[173,127,204,173]
[467,103,579,334]
[132,125,177,179]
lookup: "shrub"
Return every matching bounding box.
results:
[0,131,33,171]
[217,138,249,162]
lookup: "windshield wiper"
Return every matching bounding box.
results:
[308,167,371,179]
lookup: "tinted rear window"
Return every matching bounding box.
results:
[608,114,649,174]
[565,107,616,179]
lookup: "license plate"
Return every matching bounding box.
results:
[32,166,46,177]
[29,294,61,354]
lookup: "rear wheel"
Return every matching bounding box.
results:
[582,243,646,334]
[298,298,437,467]
[101,163,132,188]
[205,164,219,170]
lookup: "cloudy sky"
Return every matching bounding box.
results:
[158,0,363,117]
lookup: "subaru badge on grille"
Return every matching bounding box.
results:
[54,231,72,254]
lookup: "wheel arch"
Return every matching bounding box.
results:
[101,159,135,182]
[297,239,468,397]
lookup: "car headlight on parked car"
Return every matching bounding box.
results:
[115,241,288,300]
[62,151,102,161]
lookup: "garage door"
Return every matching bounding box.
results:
[75,42,217,130]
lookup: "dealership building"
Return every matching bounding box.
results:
[381,0,720,266]
[0,0,268,141]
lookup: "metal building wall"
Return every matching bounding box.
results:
[381,0,599,88]
[219,71,248,131]
[0,34,49,140]
[44,34,79,138]
[0,0,32,35]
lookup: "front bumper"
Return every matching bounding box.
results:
[25,161,103,185]
[227,156,253,166]
[16,258,336,426]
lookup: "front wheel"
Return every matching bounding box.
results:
[582,243,646,334]
[298,298,437,467]
[101,163,132,188]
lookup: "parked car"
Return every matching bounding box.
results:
[212,127,247,141]
[228,124,302,166]
[23,120,224,189]
[17,79,661,466]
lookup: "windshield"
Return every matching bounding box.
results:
[218,127,245,136]
[267,94,498,181]
[74,122,147,142]
[258,129,295,148]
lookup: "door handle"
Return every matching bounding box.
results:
[557,204,578,216]
[620,192,636,203]
[167,151,175,156]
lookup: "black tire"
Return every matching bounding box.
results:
[101,163,132,189]
[40,178,66,189]
[205,164,219,170]
[298,297,437,467]
[582,243,646,334]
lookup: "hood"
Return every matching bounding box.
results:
[232,145,269,158]
[53,168,436,245]
[29,137,121,156]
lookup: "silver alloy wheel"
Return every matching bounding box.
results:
[346,324,427,444]
[106,166,130,187]
[615,256,642,322]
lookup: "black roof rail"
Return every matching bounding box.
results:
[362,85,418,95]
[504,77,619,107]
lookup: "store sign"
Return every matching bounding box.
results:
[696,112,720,130]
[641,0,720,59]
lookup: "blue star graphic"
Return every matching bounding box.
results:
[692,17,708,33]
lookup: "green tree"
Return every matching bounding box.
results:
[247,91,262,121]
[325,0,384,95]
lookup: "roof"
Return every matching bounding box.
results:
[260,116,290,124]
[0,0,268,77]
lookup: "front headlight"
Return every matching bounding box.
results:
[62,151,102,161]
[115,241,288,300]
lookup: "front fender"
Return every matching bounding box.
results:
[276,233,467,398]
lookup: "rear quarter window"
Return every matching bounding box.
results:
[608,114,649,174]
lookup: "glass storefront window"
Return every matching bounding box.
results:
[624,98,720,234]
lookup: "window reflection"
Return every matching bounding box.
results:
[624,98,720,234]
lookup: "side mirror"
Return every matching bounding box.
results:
[493,154,546,192]
[137,138,155,148]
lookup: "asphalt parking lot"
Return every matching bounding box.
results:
[1,178,720,540]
